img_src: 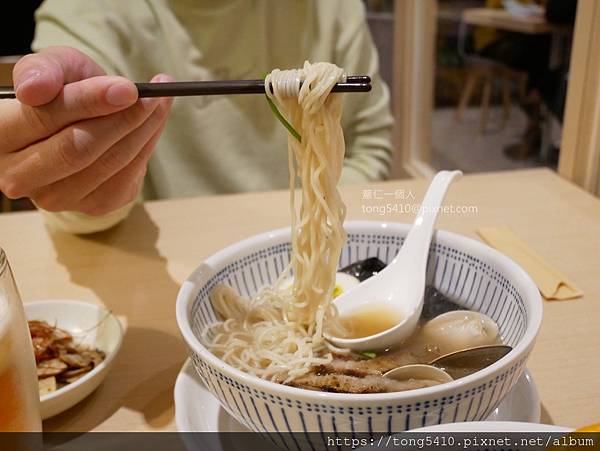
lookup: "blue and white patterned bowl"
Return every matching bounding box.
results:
[176,221,542,435]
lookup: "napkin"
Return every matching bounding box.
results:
[476,226,583,301]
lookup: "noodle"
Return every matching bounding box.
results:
[203,62,348,383]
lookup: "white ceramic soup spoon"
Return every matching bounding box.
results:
[326,170,462,351]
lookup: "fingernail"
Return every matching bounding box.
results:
[105,81,137,106]
[154,73,173,83]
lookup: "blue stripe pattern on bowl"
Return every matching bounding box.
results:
[180,223,538,436]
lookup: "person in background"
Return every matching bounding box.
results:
[473,0,549,159]
[472,0,577,160]
[536,0,578,162]
[0,0,393,234]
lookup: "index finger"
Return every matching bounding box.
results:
[1,75,139,153]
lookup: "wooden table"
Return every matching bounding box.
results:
[463,7,554,34]
[462,7,573,70]
[0,56,18,86]
[1,168,598,431]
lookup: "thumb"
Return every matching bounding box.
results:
[13,46,106,107]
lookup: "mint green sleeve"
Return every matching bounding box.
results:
[31,0,135,234]
[336,0,394,184]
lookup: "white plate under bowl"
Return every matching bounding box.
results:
[174,359,541,433]
[25,300,124,420]
[412,421,570,432]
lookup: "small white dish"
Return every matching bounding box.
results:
[174,359,541,433]
[24,299,124,420]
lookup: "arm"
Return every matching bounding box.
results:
[335,0,394,184]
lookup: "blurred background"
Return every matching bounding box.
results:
[364,0,576,175]
[0,0,589,212]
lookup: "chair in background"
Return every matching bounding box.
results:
[455,19,528,134]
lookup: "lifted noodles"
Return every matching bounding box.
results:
[203,62,348,383]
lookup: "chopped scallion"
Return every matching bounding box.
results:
[265,95,302,143]
[263,73,302,143]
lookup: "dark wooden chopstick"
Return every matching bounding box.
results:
[0,76,371,99]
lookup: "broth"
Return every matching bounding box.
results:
[292,285,505,393]
[338,304,402,339]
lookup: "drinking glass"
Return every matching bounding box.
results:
[0,248,42,431]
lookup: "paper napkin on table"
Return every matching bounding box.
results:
[476,226,583,301]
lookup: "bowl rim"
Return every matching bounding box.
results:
[24,299,124,403]
[176,220,543,402]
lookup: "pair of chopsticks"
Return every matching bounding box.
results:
[0,76,371,99]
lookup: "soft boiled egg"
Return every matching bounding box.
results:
[332,272,360,298]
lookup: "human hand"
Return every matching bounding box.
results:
[0,46,173,215]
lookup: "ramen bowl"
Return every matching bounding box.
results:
[176,221,542,436]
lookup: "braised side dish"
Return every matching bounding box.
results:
[28,320,105,396]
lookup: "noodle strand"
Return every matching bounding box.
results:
[203,62,348,383]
